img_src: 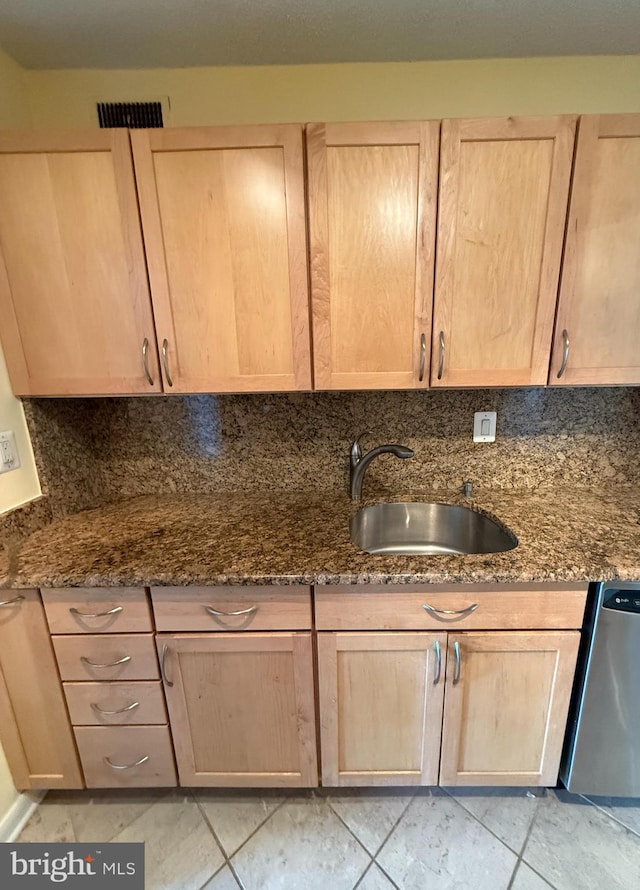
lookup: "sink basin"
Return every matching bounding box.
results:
[350,502,517,556]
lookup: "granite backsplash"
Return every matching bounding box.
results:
[19,387,640,520]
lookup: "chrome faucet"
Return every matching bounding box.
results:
[349,436,415,501]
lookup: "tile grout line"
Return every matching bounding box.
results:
[351,860,375,890]
[369,790,421,889]
[193,791,293,887]
[578,794,640,840]
[512,791,558,890]
[190,791,237,888]
[440,786,541,862]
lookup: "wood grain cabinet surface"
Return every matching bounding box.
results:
[440,631,580,786]
[432,116,576,387]
[318,631,446,786]
[550,114,640,385]
[131,125,312,393]
[315,584,586,788]
[0,590,83,790]
[0,130,160,397]
[307,121,439,390]
[158,632,318,787]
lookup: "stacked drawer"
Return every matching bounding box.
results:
[42,588,176,788]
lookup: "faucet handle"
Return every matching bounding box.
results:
[350,433,366,466]
[462,480,474,498]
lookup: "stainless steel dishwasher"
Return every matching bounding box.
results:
[561,580,640,796]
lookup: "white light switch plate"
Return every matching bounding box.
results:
[473,411,497,443]
[0,431,20,473]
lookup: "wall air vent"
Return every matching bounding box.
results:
[97,101,164,128]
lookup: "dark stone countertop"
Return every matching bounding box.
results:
[1,486,640,588]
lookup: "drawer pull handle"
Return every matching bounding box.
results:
[205,605,258,618]
[433,640,442,685]
[422,602,478,619]
[0,594,24,607]
[81,655,132,669]
[104,754,150,771]
[70,605,123,619]
[161,643,174,687]
[91,701,140,716]
[453,641,462,685]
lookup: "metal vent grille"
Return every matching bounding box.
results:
[97,101,163,128]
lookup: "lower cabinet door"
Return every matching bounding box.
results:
[158,632,318,787]
[0,589,83,790]
[440,631,580,786]
[317,632,447,786]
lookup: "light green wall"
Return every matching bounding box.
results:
[23,55,640,128]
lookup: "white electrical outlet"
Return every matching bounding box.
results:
[0,431,20,473]
[473,411,497,443]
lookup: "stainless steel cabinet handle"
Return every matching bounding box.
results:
[556,329,570,379]
[423,602,479,619]
[70,605,123,619]
[80,655,131,669]
[453,641,462,685]
[104,755,149,771]
[433,640,442,685]
[161,643,173,687]
[91,701,140,716]
[0,594,24,607]
[142,337,154,386]
[205,605,258,618]
[161,338,174,387]
[418,333,427,382]
[437,331,445,380]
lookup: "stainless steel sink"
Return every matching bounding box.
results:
[350,502,517,556]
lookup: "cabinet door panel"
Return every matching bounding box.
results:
[551,115,640,384]
[132,126,311,393]
[318,632,446,786]
[0,590,83,790]
[308,122,439,390]
[159,632,317,787]
[440,631,579,786]
[433,116,576,387]
[0,130,160,396]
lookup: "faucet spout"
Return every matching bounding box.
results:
[349,439,415,501]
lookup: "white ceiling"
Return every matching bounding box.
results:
[0,0,639,70]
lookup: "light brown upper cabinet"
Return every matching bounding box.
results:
[0,130,161,396]
[131,126,311,393]
[432,116,576,387]
[307,122,439,389]
[551,114,640,385]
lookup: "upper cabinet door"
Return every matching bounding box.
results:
[131,126,311,393]
[551,115,640,385]
[307,122,439,390]
[432,116,576,387]
[0,130,161,396]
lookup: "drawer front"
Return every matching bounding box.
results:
[74,725,176,788]
[314,584,588,631]
[151,586,312,632]
[42,588,153,634]
[53,634,160,681]
[64,681,167,726]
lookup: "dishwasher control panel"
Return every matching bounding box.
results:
[603,588,640,613]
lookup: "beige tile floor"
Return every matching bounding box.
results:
[17,785,640,889]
